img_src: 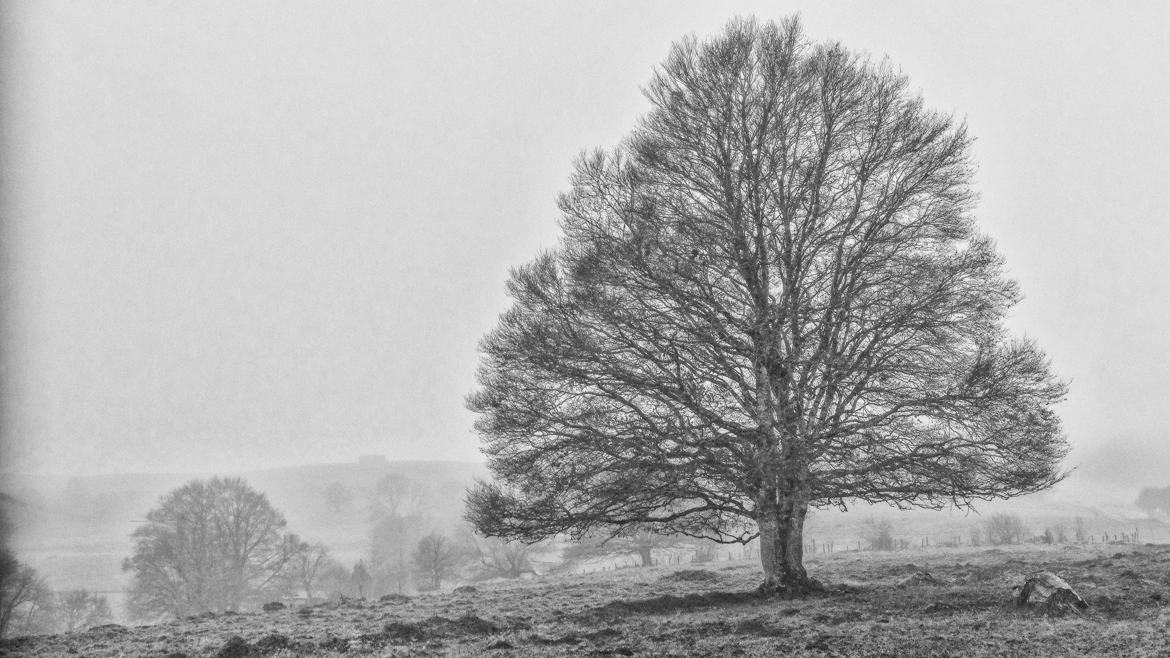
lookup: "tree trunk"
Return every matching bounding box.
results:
[638,545,653,568]
[757,492,821,595]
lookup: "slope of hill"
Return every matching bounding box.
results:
[4,542,1170,657]
[802,476,1170,553]
[2,459,1163,627]
[1,458,487,621]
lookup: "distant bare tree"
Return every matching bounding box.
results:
[1136,486,1170,518]
[463,531,537,580]
[369,512,428,595]
[367,475,431,595]
[985,513,1027,545]
[368,475,428,520]
[467,16,1068,594]
[123,477,300,618]
[314,558,354,600]
[286,541,331,605]
[350,561,372,598]
[865,519,896,551]
[562,527,686,568]
[412,533,461,591]
[0,551,50,638]
[968,526,983,547]
[56,590,112,633]
[322,482,354,516]
[7,589,54,637]
[1051,523,1068,544]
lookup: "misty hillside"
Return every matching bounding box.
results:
[4,459,1165,619]
[2,458,487,617]
[7,541,1170,657]
[5,458,486,543]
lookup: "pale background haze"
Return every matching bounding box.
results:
[2,1,1168,490]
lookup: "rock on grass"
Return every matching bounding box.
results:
[1016,571,1088,614]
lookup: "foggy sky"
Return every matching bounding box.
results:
[2,1,1169,485]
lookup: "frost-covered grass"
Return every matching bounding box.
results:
[5,542,1170,657]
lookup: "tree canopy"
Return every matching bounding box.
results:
[0,550,49,638]
[466,16,1067,592]
[1136,486,1170,517]
[123,477,299,618]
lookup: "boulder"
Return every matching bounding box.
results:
[1015,571,1088,613]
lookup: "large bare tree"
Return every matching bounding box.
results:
[123,477,298,617]
[466,17,1067,593]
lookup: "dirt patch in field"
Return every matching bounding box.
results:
[580,589,771,622]
[659,569,721,584]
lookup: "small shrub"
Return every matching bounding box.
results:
[866,519,896,551]
[985,514,1027,545]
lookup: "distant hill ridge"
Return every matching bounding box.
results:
[3,456,1166,628]
[4,458,487,552]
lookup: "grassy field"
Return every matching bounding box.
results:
[4,541,1169,657]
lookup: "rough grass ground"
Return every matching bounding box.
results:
[5,542,1170,657]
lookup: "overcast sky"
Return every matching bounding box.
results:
[2,2,1168,486]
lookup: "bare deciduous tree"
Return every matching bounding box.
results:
[968,526,983,547]
[56,590,112,633]
[0,551,49,638]
[985,513,1027,545]
[368,475,428,520]
[412,533,460,591]
[561,527,687,569]
[1051,523,1068,544]
[369,514,427,595]
[367,475,432,596]
[285,540,331,605]
[1136,486,1170,518]
[350,560,372,599]
[864,519,896,551]
[467,16,1067,594]
[462,531,537,580]
[322,482,354,516]
[123,477,300,618]
[314,558,354,600]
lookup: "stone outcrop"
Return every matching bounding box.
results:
[1015,571,1088,613]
